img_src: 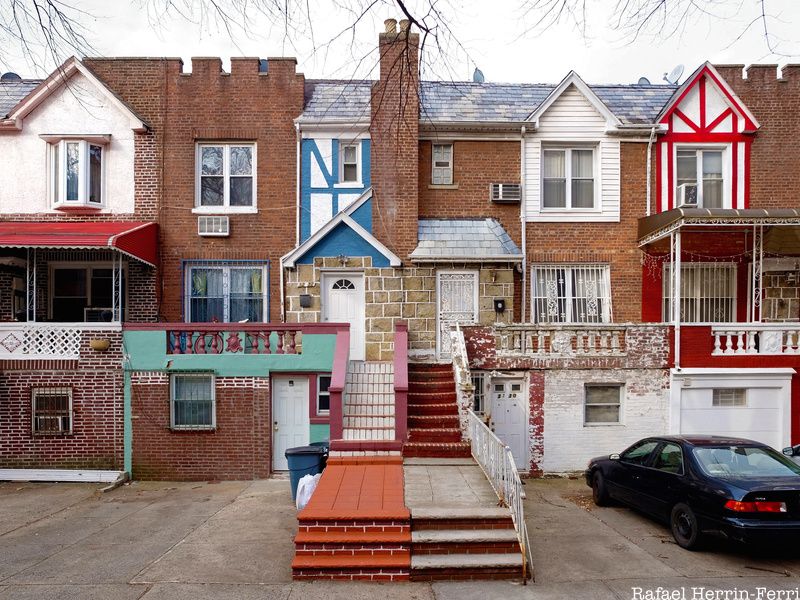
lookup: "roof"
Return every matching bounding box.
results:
[410,218,522,262]
[300,79,677,126]
[0,221,159,267]
[0,80,41,118]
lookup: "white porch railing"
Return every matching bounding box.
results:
[449,323,475,434]
[0,323,119,360]
[467,409,533,581]
[496,323,627,357]
[712,324,800,355]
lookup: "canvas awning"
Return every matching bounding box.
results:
[0,221,158,267]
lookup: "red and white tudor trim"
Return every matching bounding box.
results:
[656,62,761,213]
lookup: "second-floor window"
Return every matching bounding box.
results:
[662,262,737,323]
[531,264,611,323]
[340,143,359,183]
[187,264,266,322]
[50,140,104,208]
[432,143,453,185]
[542,148,595,210]
[676,148,724,208]
[197,143,255,210]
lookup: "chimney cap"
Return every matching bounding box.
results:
[399,19,410,32]
[384,18,397,34]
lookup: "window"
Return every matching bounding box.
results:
[340,143,359,183]
[676,148,724,208]
[542,148,594,209]
[197,143,255,210]
[662,263,737,323]
[712,388,747,407]
[621,440,659,465]
[187,264,266,322]
[432,143,453,185]
[317,375,331,413]
[50,140,104,207]
[471,373,486,413]
[653,443,684,475]
[531,264,611,323]
[171,374,215,430]
[50,264,125,322]
[32,388,72,435]
[584,384,622,425]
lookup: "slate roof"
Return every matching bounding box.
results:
[410,218,523,261]
[301,80,678,126]
[0,80,41,118]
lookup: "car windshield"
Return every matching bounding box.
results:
[692,445,800,478]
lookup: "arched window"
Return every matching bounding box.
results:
[332,279,355,290]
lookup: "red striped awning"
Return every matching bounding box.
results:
[0,221,158,267]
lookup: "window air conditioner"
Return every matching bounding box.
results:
[198,215,230,237]
[677,183,698,207]
[490,183,522,204]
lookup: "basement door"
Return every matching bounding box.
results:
[272,376,310,471]
[436,270,479,359]
[490,379,527,469]
[322,273,365,361]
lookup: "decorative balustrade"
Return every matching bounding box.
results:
[0,323,119,360]
[495,324,627,357]
[712,324,800,356]
[165,325,302,355]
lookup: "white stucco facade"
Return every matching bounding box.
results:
[0,71,136,214]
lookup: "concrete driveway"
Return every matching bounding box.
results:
[2,477,800,599]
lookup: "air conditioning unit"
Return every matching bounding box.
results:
[676,183,698,207]
[198,215,230,237]
[490,183,522,203]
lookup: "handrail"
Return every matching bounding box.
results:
[328,327,350,442]
[449,322,475,435]
[393,320,409,443]
[467,409,533,583]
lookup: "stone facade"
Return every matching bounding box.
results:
[763,271,800,322]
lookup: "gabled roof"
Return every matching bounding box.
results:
[410,218,523,262]
[526,71,621,129]
[0,79,41,118]
[282,188,401,268]
[4,57,149,132]
[299,80,372,124]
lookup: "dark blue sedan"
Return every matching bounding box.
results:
[585,435,800,550]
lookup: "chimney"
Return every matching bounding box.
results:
[370,19,420,261]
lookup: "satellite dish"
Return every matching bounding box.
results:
[472,67,485,83]
[637,77,651,85]
[663,64,685,85]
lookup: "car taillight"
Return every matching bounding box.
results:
[724,500,787,513]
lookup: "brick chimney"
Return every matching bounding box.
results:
[370,18,420,260]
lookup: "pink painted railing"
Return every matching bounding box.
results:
[328,327,350,443]
[393,320,409,444]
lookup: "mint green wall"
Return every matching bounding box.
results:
[310,424,330,444]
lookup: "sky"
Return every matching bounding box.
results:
[5,0,800,85]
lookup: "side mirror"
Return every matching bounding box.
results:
[609,453,620,461]
[783,447,793,456]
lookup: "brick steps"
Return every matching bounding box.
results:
[408,414,460,428]
[407,380,458,392]
[408,391,458,403]
[403,441,471,458]
[408,428,462,443]
[411,507,516,530]
[407,402,458,416]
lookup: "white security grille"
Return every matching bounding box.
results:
[530,264,611,323]
[437,271,477,357]
[663,262,737,323]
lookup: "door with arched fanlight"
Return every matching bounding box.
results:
[321,272,365,360]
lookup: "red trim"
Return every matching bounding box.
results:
[706,107,734,133]
[393,321,408,444]
[731,140,739,209]
[699,76,706,130]
[666,133,748,143]
[667,140,674,210]
[674,109,699,132]
[702,67,757,131]
[655,142,662,212]
[328,327,350,442]
[745,139,752,207]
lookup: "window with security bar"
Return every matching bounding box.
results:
[662,263,737,323]
[32,388,72,435]
[187,264,266,322]
[171,374,215,430]
[530,264,612,323]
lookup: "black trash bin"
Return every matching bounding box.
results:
[285,445,327,502]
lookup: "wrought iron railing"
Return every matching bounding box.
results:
[467,409,533,581]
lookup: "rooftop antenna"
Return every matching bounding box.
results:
[472,67,485,83]
[663,64,685,85]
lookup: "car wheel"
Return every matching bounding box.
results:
[592,471,611,506]
[671,503,703,550]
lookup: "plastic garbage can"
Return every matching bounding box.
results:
[309,440,330,469]
[286,445,327,502]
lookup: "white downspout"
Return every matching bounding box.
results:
[280,259,286,323]
[520,126,527,325]
[646,126,656,216]
[295,122,301,246]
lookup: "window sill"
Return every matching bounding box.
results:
[53,203,104,212]
[170,427,217,433]
[32,432,73,437]
[192,206,257,215]
[333,182,363,189]
[583,423,624,427]
[428,184,459,190]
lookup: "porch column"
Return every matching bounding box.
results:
[751,224,763,323]
[26,248,36,322]
[112,253,123,322]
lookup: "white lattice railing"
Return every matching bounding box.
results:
[449,323,474,435]
[712,324,800,355]
[0,323,118,360]
[495,323,627,357]
[468,409,532,581]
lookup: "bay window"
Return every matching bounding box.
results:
[50,139,104,207]
[676,148,725,208]
[542,148,595,209]
[187,263,267,322]
[196,143,255,210]
[531,264,611,323]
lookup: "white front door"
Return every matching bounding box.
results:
[322,273,365,361]
[436,270,479,358]
[272,376,310,471]
[490,379,527,469]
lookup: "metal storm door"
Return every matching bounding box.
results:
[490,379,527,469]
[436,270,479,358]
[272,376,310,471]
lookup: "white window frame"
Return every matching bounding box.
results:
[431,143,454,185]
[194,142,257,213]
[530,264,612,324]
[170,373,216,430]
[662,262,738,324]
[32,387,73,435]
[583,383,623,426]
[541,146,597,211]
[674,145,730,209]
[49,139,106,208]
[472,372,486,414]
[185,263,268,323]
[48,261,128,322]
[338,141,360,185]
[317,373,331,415]
[712,388,747,407]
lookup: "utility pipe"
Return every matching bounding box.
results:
[520,126,527,325]
[646,125,656,216]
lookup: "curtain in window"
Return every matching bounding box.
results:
[571,149,594,208]
[572,266,606,323]
[702,151,723,208]
[190,268,224,322]
[531,266,568,322]
[542,150,566,208]
[230,268,263,322]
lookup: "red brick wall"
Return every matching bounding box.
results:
[0,330,124,469]
[130,373,270,480]
[418,140,521,246]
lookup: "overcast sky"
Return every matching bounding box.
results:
[6,0,800,85]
